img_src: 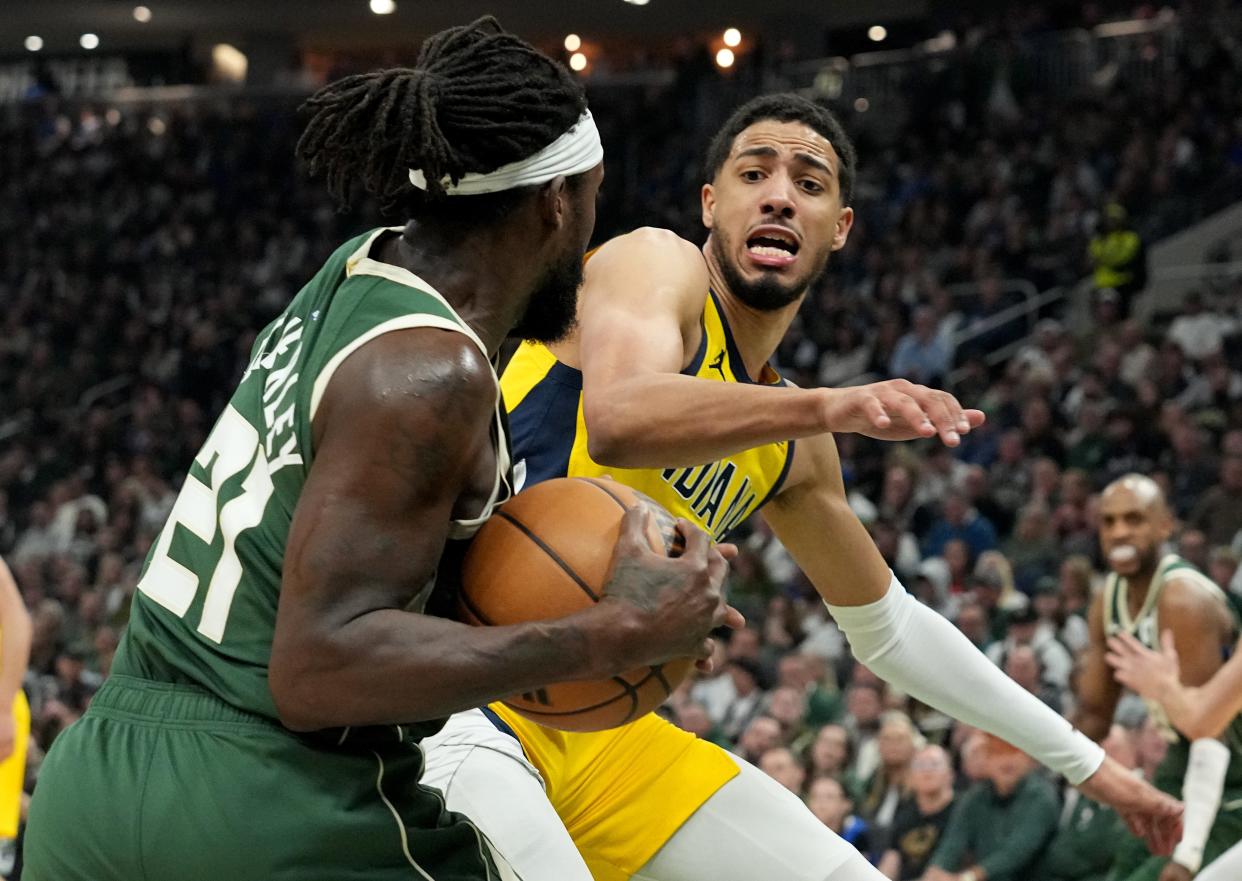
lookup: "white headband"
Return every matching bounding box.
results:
[408,110,602,196]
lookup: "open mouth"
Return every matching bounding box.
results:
[745,228,800,267]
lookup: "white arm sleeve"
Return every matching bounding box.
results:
[826,573,1105,784]
[1172,738,1231,873]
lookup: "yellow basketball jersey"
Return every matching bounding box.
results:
[494,289,795,880]
[502,290,795,542]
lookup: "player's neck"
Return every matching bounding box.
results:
[390,222,543,356]
[702,249,803,381]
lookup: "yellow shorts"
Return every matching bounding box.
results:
[0,691,29,839]
[491,703,740,881]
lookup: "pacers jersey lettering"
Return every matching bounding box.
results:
[502,290,792,541]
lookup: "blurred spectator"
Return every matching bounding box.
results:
[717,656,768,741]
[877,745,957,881]
[1167,290,1232,362]
[888,307,951,386]
[806,776,872,858]
[1189,454,1242,546]
[1088,203,1146,313]
[857,712,923,854]
[843,683,886,783]
[924,736,1059,881]
[735,715,783,765]
[922,492,999,559]
[1032,577,1090,655]
[987,605,1074,695]
[804,723,856,790]
[758,747,806,794]
[1003,644,1063,713]
[1004,503,1060,594]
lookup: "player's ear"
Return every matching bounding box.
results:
[539,175,570,230]
[701,183,716,230]
[831,206,855,252]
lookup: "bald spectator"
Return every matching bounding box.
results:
[758,747,806,794]
[924,736,1059,881]
[878,745,957,881]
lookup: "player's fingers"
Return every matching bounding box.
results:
[616,505,654,554]
[924,390,961,446]
[693,638,715,661]
[694,656,715,674]
[963,408,987,429]
[721,604,746,630]
[715,542,739,561]
[676,519,711,566]
[863,394,891,430]
[888,393,936,437]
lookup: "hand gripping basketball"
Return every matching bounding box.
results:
[458,476,742,731]
[599,508,743,670]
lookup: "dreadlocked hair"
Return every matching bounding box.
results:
[297,16,587,217]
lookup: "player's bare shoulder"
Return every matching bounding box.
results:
[1158,570,1233,632]
[584,227,709,320]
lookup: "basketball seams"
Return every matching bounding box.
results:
[578,477,631,512]
[493,511,600,602]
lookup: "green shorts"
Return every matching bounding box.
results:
[24,675,506,881]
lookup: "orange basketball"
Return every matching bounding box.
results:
[459,476,693,732]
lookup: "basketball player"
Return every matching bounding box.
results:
[1108,624,1242,881]
[23,19,737,881]
[0,558,30,880]
[1074,474,1242,881]
[420,94,1182,881]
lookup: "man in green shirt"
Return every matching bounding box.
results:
[924,734,1060,881]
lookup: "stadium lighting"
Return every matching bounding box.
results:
[868,25,887,42]
[369,0,396,14]
[715,48,735,69]
[723,28,741,47]
[133,6,152,22]
[24,35,43,52]
[623,0,650,6]
[564,34,581,52]
[80,33,100,50]
[569,52,588,71]
[854,97,870,112]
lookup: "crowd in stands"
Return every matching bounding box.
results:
[1,5,1241,878]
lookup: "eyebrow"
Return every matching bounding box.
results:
[736,145,834,176]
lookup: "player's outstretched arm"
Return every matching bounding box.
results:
[577,229,980,470]
[0,558,30,761]
[761,433,1182,854]
[270,329,733,732]
[1108,630,1242,741]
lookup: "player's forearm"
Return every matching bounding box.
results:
[1174,739,1230,873]
[1165,650,1242,740]
[0,560,31,708]
[584,376,828,468]
[270,607,623,731]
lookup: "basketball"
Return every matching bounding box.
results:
[459,476,693,732]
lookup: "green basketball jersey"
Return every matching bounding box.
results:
[1102,554,1242,789]
[112,228,512,735]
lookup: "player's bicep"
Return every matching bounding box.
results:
[282,330,494,627]
[577,229,708,387]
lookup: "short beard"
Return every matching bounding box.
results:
[512,247,583,344]
[711,228,824,312]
